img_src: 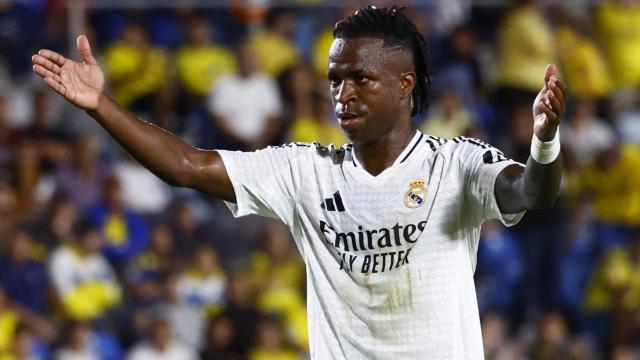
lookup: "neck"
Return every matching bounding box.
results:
[354,123,416,176]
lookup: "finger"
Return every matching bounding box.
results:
[32,64,62,83]
[77,35,97,65]
[37,49,67,67]
[44,76,67,97]
[32,54,62,74]
[548,78,566,105]
[547,90,563,113]
[539,102,559,123]
[544,64,557,83]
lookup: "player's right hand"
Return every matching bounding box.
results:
[32,35,104,111]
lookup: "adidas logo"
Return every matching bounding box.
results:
[320,191,345,212]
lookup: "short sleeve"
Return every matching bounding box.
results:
[459,138,526,227]
[217,145,303,225]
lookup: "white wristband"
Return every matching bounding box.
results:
[530,129,560,164]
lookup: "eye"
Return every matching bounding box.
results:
[328,76,341,87]
[354,74,367,84]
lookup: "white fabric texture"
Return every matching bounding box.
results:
[218,131,525,360]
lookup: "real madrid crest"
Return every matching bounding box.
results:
[404,179,427,209]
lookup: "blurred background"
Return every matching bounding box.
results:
[1,0,640,359]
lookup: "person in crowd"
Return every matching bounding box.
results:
[175,17,236,105]
[249,317,301,360]
[207,41,283,151]
[420,87,476,139]
[561,98,616,170]
[126,223,175,306]
[596,0,640,88]
[87,176,150,268]
[175,244,226,314]
[0,227,50,315]
[103,22,168,114]
[48,219,121,322]
[200,314,239,360]
[54,135,106,211]
[127,316,197,360]
[248,8,299,78]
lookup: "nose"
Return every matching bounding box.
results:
[334,79,356,106]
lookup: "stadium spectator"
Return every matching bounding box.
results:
[248,8,299,78]
[561,99,616,170]
[103,22,168,114]
[125,223,175,306]
[494,0,555,117]
[54,321,100,360]
[287,91,346,147]
[127,316,197,360]
[568,143,640,250]
[553,6,613,102]
[27,194,78,251]
[527,312,572,360]
[175,17,236,101]
[175,244,226,314]
[223,272,261,356]
[54,135,106,211]
[200,314,239,360]
[584,229,640,347]
[0,228,49,315]
[143,271,206,351]
[207,41,283,151]
[249,317,301,360]
[249,221,307,349]
[595,0,640,88]
[481,312,523,360]
[168,201,210,260]
[48,220,121,322]
[0,288,19,357]
[87,176,150,267]
[111,155,172,216]
[420,87,476,139]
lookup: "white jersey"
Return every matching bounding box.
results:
[218,130,525,360]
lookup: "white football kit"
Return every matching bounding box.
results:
[218,130,525,359]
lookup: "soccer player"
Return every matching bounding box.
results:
[32,6,565,359]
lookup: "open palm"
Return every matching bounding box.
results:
[32,35,104,110]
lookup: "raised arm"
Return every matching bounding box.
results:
[32,35,235,202]
[495,64,566,213]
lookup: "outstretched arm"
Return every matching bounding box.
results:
[32,35,235,202]
[495,64,566,213]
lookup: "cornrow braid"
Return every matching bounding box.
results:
[333,5,432,116]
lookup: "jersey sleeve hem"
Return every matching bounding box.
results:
[218,150,253,218]
[486,161,526,227]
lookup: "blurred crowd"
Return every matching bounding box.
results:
[2,0,640,359]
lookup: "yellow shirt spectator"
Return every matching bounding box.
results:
[555,27,613,100]
[250,349,301,360]
[176,45,236,95]
[585,246,640,312]
[249,31,299,77]
[496,4,555,91]
[313,28,333,77]
[569,144,640,225]
[104,42,168,108]
[596,1,640,88]
[0,309,17,356]
[288,116,347,147]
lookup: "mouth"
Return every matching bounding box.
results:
[337,112,363,129]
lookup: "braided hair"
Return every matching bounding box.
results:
[333,5,432,116]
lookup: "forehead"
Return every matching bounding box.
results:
[328,37,408,74]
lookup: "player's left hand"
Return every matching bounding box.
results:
[532,64,567,141]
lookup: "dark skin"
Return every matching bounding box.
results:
[31,35,565,214]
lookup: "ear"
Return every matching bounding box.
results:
[399,72,417,98]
